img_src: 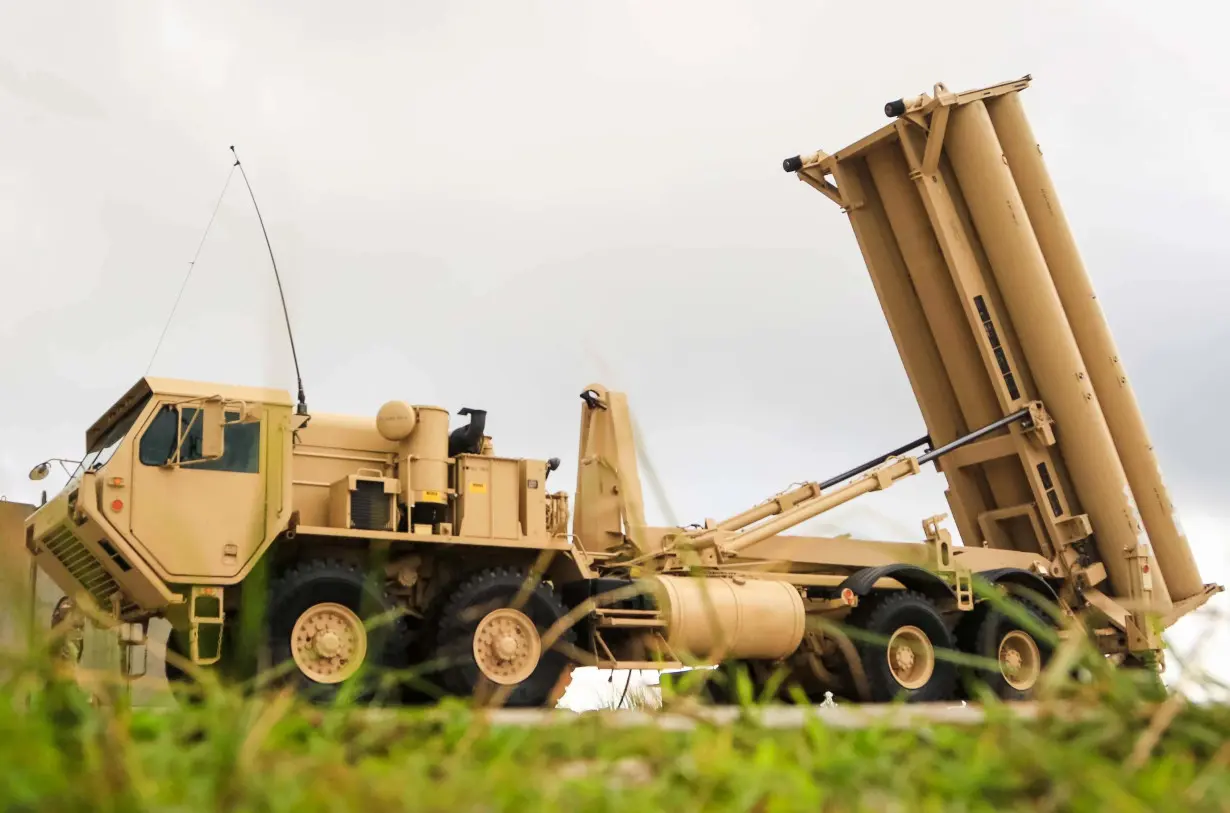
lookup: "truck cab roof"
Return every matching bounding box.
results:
[86,377,293,452]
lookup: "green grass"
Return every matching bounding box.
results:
[2,638,1228,813]
[5,573,1228,813]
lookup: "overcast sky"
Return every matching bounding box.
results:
[2,0,1226,703]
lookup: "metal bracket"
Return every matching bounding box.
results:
[1124,543,1164,653]
[798,170,845,208]
[921,104,950,176]
[1022,401,1056,447]
[123,643,148,680]
[115,621,148,681]
[1054,514,1093,546]
[923,514,974,611]
[976,503,1051,560]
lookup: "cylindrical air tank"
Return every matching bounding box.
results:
[986,93,1204,602]
[944,100,1172,612]
[405,405,450,505]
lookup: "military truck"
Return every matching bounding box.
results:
[12,75,1222,707]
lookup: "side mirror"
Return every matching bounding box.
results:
[200,398,225,460]
[172,398,227,466]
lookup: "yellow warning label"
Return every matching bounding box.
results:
[420,490,445,503]
[469,482,488,494]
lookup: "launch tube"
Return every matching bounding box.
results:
[945,100,1172,612]
[987,93,1204,602]
[866,146,1005,431]
[866,146,1036,549]
[830,159,985,549]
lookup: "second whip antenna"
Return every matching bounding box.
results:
[230,145,308,416]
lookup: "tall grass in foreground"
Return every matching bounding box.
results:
[2,600,1229,813]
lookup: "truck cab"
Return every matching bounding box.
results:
[24,377,295,623]
[22,375,585,706]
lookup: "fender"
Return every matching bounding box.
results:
[973,567,1061,609]
[839,563,955,603]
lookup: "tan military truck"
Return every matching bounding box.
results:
[12,74,1222,707]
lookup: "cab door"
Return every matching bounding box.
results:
[129,400,268,581]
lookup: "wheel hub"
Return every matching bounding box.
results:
[290,602,367,684]
[315,630,342,658]
[998,629,1042,691]
[496,635,519,659]
[886,625,935,690]
[473,607,541,685]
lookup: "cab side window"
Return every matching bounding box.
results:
[138,406,180,466]
[138,405,262,473]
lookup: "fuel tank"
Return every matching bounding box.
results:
[650,574,806,662]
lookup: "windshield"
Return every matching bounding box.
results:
[71,395,152,480]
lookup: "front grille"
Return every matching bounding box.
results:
[351,480,391,531]
[42,525,139,615]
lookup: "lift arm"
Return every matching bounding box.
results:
[676,408,1032,556]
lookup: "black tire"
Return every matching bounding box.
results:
[164,626,192,685]
[163,622,243,705]
[701,660,792,705]
[265,558,410,705]
[432,566,576,708]
[846,590,958,703]
[163,626,205,705]
[956,595,1055,701]
[701,660,750,705]
[398,579,457,705]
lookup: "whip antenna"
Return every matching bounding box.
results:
[146,163,236,375]
[230,145,308,416]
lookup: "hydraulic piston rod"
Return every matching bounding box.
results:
[720,457,921,555]
[820,434,931,490]
[683,434,930,549]
[918,408,1029,465]
[687,408,1032,556]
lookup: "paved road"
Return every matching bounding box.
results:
[467,701,1050,730]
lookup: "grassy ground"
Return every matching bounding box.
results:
[2,639,1228,813]
[3,572,1227,812]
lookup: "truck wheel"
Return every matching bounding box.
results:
[957,597,1054,701]
[847,590,957,703]
[701,661,744,705]
[702,660,781,705]
[547,663,578,707]
[164,623,239,705]
[164,627,205,705]
[266,558,408,704]
[433,566,576,707]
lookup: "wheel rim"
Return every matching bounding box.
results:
[290,602,368,684]
[998,629,1042,691]
[886,624,935,690]
[473,607,541,685]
